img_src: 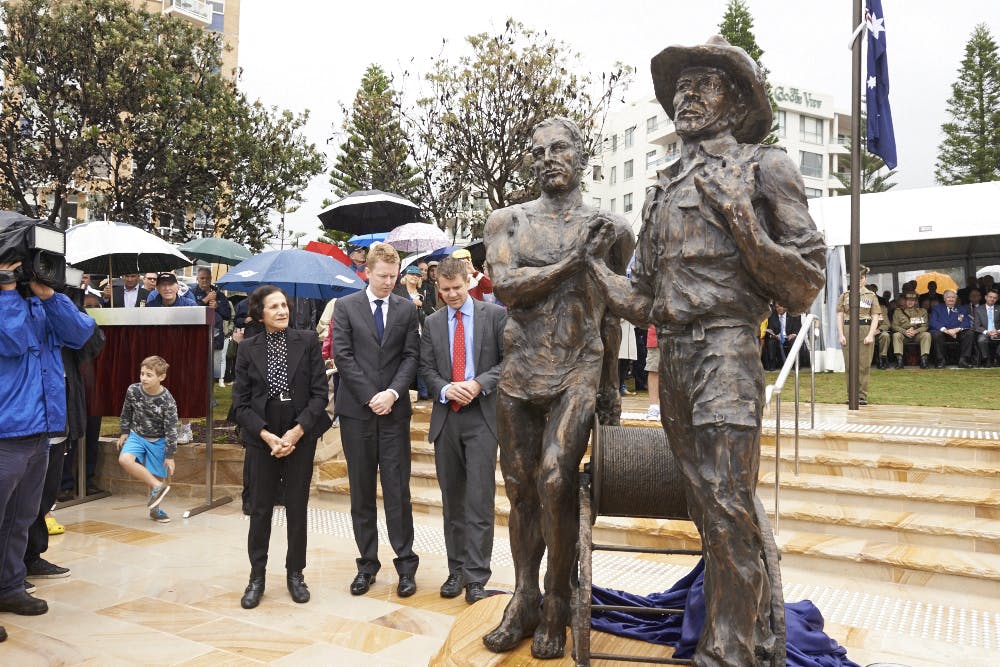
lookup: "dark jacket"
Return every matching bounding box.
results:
[105,285,150,308]
[230,328,331,450]
[62,326,106,440]
[419,299,506,443]
[332,290,419,421]
[192,283,233,349]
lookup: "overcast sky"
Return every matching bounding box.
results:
[236,0,1000,244]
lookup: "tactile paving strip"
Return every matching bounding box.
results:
[621,412,1000,440]
[270,505,1000,650]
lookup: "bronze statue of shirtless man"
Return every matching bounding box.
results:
[483,117,633,659]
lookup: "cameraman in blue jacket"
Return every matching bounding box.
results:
[0,260,95,637]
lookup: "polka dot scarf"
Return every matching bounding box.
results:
[265,329,290,398]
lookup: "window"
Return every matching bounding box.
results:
[610,166,617,185]
[624,126,635,148]
[610,134,618,152]
[800,116,823,144]
[646,150,658,170]
[610,198,616,212]
[776,110,787,138]
[799,151,823,178]
[209,1,224,32]
[624,159,634,180]
[646,116,658,133]
[623,193,633,213]
[592,197,602,209]
[592,165,603,181]
[804,187,823,199]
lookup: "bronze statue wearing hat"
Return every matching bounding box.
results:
[591,36,826,666]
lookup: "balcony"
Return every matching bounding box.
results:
[163,0,212,25]
[647,121,677,147]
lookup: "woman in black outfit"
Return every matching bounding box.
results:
[231,285,331,609]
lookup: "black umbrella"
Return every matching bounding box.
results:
[317,189,421,234]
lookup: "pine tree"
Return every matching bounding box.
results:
[935,24,1000,185]
[328,65,421,199]
[718,0,779,144]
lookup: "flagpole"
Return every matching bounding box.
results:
[848,0,863,410]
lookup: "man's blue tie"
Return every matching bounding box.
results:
[374,299,385,342]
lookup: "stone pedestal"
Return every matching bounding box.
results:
[430,593,676,666]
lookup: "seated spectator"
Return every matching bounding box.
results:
[920,280,941,305]
[973,289,1000,367]
[761,303,809,371]
[967,288,983,312]
[874,311,892,370]
[981,275,996,295]
[103,273,148,308]
[891,291,931,368]
[146,273,195,307]
[929,289,974,368]
[192,266,233,380]
[958,276,978,304]
[142,272,158,293]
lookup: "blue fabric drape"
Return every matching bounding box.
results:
[591,559,860,667]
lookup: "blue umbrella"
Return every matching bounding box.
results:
[347,232,388,248]
[215,248,364,299]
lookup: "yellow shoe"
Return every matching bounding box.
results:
[46,516,65,535]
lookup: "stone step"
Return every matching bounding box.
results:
[758,470,1000,519]
[759,446,1000,488]
[760,428,1000,464]
[315,477,1000,594]
[773,498,1000,554]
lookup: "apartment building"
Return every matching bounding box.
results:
[589,82,849,234]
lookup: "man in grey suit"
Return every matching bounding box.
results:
[973,289,1000,366]
[333,242,420,598]
[419,257,507,605]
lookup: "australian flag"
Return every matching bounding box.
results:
[865,0,897,168]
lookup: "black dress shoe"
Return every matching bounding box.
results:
[936,359,946,369]
[440,573,463,598]
[397,574,417,598]
[0,590,48,615]
[350,572,375,596]
[895,355,905,369]
[920,355,929,369]
[959,358,973,368]
[287,571,310,604]
[465,582,487,604]
[240,577,265,609]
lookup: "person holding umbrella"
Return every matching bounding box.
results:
[348,246,368,283]
[230,286,331,609]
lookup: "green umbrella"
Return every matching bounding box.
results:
[178,237,253,265]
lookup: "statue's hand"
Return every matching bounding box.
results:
[694,160,757,217]
[585,216,617,259]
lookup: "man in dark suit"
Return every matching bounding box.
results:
[419,257,506,605]
[929,289,974,368]
[973,289,1000,367]
[761,303,808,371]
[103,273,149,308]
[333,242,420,598]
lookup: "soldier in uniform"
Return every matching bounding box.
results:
[591,36,825,667]
[874,311,892,370]
[836,266,882,405]
[891,291,931,368]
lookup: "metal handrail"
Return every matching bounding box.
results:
[763,313,819,534]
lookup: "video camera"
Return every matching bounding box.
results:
[0,211,82,289]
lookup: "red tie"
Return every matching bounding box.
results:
[451,311,465,412]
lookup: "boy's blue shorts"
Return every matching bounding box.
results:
[121,432,168,479]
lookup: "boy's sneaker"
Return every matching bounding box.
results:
[176,423,193,444]
[147,484,170,509]
[149,508,170,523]
[25,558,70,579]
[646,405,661,420]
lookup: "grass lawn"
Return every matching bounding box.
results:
[763,367,1000,408]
